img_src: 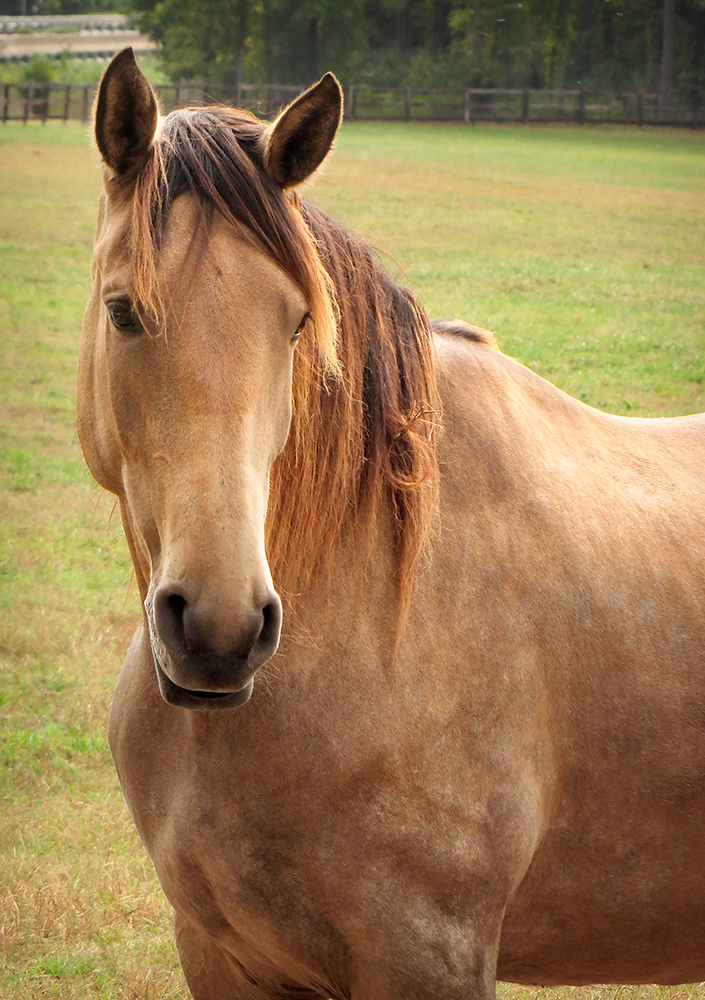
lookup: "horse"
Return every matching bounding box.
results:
[77,47,705,1000]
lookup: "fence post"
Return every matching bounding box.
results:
[348,84,356,120]
[404,88,411,121]
[63,83,71,123]
[464,88,471,124]
[578,89,586,124]
[265,84,272,117]
[637,91,644,127]
[82,85,90,123]
[522,89,529,123]
[2,83,9,124]
[41,83,49,124]
[23,83,33,123]
[236,81,242,107]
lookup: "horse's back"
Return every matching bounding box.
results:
[433,330,705,985]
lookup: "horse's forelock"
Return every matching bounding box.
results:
[130,105,338,369]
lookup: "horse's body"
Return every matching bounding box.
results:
[79,50,705,1000]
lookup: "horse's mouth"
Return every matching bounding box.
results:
[155,658,255,710]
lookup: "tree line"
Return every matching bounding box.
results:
[3,0,703,104]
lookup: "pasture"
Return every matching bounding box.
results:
[1,117,704,999]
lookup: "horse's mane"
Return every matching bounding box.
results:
[129,105,440,617]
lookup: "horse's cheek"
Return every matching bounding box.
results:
[77,303,124,496]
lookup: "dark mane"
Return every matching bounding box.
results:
[130,105,440,615]
[432,318,497,349]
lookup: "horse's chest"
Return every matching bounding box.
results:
[112,628,542,985]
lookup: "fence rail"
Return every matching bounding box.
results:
[346,86,701,127]
[1,81,701,128]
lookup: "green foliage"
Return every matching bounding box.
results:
[18,55,56,83]
[0,53,170,86]
[133,0,252,82]
[129,0,370,84]
[125,0,705,99]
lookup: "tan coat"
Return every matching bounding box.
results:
[79,49,705,1000]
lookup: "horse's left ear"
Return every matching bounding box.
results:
[260,73,343,188]
[95,47,158,177]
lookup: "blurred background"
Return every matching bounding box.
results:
[0,1,702,119]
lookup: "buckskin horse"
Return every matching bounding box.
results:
[77,47,705,1000]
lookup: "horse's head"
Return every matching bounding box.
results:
[77,49,342,709]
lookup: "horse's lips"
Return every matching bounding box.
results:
[154,657,255,710]
[186,689,231,699]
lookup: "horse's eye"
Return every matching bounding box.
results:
[292,312,311,343]
[107,298,142,335]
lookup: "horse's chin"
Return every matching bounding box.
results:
[154,658,255,710]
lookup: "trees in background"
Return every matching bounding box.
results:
[2,0,703,102]
[126,0,704,100]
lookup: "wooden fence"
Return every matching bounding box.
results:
[1,80,701,128]
[346,86,701,127]
[0,81,304,124]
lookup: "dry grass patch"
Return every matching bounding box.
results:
[0,788,187,999]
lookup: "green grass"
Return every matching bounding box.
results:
[313,122,705,416]
[1,119,704,998]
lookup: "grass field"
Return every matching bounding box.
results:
[1,118,704,999]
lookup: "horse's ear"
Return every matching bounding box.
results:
[260,73,343,188]
[95,47,158,176]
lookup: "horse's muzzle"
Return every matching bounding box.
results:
[146,584,282,710]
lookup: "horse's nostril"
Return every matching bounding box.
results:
[154,587,190,656]
[256,599,282,659]
[153,585,282,668]
[260,602,276,641]
[166,592,187,622]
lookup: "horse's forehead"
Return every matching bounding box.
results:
[163,197,270,271]
[95,189,306,316]
[94,188,130,263]
[163,197,307,315]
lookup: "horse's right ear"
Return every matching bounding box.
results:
[95,47,158,177]
[260,73,343,188]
